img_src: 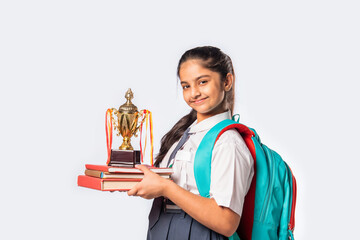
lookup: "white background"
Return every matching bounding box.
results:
[1,1,359,239]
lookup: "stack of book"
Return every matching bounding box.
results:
[77,164,173,191]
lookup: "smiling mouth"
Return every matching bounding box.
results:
[191,97,208,104]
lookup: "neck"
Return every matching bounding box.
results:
[196,109,228,123]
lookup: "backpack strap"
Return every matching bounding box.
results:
[194,119,255,198]
[194,119,257,240]
[286,163,297,238]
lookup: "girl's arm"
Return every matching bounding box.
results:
[127,165,240,237]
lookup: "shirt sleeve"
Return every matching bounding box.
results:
[209,129,254,217]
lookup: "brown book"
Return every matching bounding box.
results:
[84,169,171,179]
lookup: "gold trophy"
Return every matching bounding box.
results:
[107,88,146,167]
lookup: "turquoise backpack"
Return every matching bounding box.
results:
[194,118,297,240]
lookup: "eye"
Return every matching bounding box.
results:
[199,80,208,85]
[182,84,190,90]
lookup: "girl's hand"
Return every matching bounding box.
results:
[127,165,169,199]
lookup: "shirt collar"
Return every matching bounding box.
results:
[188,110,232,133]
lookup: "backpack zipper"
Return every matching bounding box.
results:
[259,145,276,222]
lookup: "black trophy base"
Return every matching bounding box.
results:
[108,149,140,167]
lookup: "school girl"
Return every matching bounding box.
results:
[128,46,254,240]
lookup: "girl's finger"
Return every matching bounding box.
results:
[127,185,138,196]
[135,164,151,174]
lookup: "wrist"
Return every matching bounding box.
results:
[161,178,175,198]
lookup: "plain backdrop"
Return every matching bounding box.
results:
[1,1,359,239]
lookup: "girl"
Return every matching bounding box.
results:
[128,46,254,239]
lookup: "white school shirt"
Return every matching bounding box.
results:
[160,111,254,216]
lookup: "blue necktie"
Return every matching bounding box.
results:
[167,128,191,167]
[149,128,191,228]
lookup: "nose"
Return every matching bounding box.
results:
[190,85,201,99]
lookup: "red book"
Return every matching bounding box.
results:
[77,175,141,191]
[85,164,173,175]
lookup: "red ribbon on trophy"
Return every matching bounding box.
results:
[105,108,113,165]
[139,109,154,166]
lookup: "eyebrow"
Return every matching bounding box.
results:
[180,74,211,84]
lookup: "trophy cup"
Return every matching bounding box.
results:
[106,88,147,167]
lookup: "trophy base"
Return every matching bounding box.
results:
[108,149,140,167]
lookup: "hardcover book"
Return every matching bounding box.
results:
[84,169,171,179]
[77,175,141,191]
[85,164,173,174]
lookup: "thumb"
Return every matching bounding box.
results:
[135,164,151,175]
[127,183,139,196]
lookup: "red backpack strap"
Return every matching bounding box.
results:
[216,123,257,239]
[288,167,297,232]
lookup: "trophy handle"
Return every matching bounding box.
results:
[111,108,120,136]
[133,110,147,137]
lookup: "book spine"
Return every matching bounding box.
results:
[85,164,109,172]
[85,169,103,178]
[78,175,103,190]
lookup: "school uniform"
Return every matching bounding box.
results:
[147,111,254,240]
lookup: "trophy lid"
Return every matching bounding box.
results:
[119,88,138,113]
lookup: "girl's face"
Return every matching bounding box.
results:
[179,59,232,122]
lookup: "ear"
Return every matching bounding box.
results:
[224,73,234,92]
